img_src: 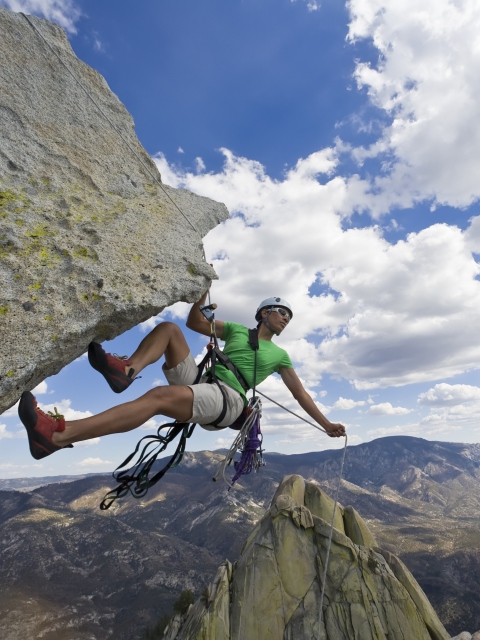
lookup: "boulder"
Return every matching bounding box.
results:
[0,7,227,413]
[168,475,450,640]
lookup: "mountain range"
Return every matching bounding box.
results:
[1,435,479,639]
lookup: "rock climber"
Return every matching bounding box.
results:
[19,294,346,460]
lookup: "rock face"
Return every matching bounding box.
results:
[0,7,227,413]
[166,474,450,640]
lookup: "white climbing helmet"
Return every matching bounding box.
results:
[255,297,293,322]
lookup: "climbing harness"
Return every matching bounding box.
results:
[99,303,261,508]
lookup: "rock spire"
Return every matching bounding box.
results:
[165,474,450,640]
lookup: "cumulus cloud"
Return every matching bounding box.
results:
[32,380,49,395]
[77,457,113,468]
[75,437,100,447]
[0,424,12,440]
[367,395,480,439]
[0,423,26,439]
[1,0,82,33]
[0,462,42,476]
[367,420,466,440]
[418,383,480,406]
[331,397,366,411]
[38,399,92,421]
[140,301,190,332]
[367,402,412,415]
[291,0,319,12]
[153,150,480,390]
[195,157,206,173]
[347,0,480,213]
[1,401,19,418]
[139,418,165,432]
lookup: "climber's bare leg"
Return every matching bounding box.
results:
[52,385,194,446]
[126,321,190,376]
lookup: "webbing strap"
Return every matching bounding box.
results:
[99,421,194,510]
[99,351,212,510]
[212,348,249,392]
[99,330,258,509]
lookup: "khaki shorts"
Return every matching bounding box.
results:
[162,352,244,430]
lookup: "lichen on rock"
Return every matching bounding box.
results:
[0,7,228,413]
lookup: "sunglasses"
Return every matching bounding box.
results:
[270,307,291,322]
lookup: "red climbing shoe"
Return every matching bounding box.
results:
[18,391,71,460]
[88,342,135,393]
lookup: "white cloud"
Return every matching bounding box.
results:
[418,383,480,406]
[145,1,480,406]
[367,396,480,439]
[332,397,366,411]
[367,402,412,415]
[0,462,43,477]
[32,380,49,395]
[153,150,480,390]
[92,30,104,53]
[0,424,12,440]
[1,0,82,33]
[420,402,480,431]
[291,0,319,12]
[367,421,464,439]
[38,399,93,421]
[1,400,19,418]
[77,457,113,468]
[195,157,206,173]
[139,418,163,432]
[346,0,480,213]
[0,423,26,439]
[140,301,190,332]
[75,437,100,447]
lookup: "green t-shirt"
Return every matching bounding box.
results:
[213,322,293,400]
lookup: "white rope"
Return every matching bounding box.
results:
[255,390,328,434]
[212,397,262,489]
[21,12,206,250]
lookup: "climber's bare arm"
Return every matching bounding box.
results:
[186,290,225,339]
[280,367,346,438]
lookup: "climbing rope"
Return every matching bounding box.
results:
[212,397,263,489]
[21,12,205,251]
[317,435,347,636]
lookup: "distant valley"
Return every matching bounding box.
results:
[1,436,479,639]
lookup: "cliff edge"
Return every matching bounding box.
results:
[0,7,227,413]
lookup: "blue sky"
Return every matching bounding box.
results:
[1,0,480,479]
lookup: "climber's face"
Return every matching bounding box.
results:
[261,307,290,334]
